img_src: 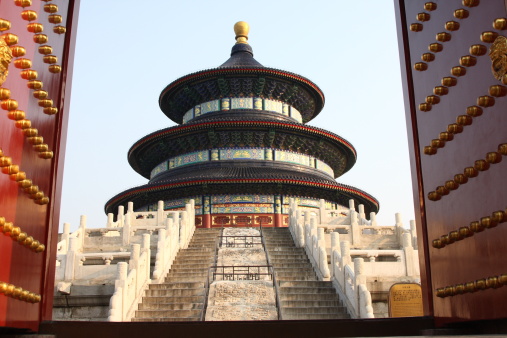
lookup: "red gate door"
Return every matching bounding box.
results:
[395,0,507,324]
[0,0,79,331]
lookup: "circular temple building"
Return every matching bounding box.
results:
[104,22,379,228]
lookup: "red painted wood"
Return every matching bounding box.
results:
[0,0,79,330]
[395,0,507,324]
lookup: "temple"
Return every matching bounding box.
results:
[104,21,379,228]
[51,22,420,323]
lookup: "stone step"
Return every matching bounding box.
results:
[282,313,349,320]
[132,317,200,322]
[281,306,347,315]
[281,299,342,308]
[269,254,308,260]
[169,268,210,273]
[276,275,318,281]
[270,258,310,264]
[276,272,316,279]
[264,238,295,242]
[138,302,203,311]
[279,293,340,301]
[148,282,204,290]
[135,309,202,319]
[269,262,311,268]
[140,295,205,304]
[266,247,302,252]
[179,248,214,252]
[165,276,207,283]
[276,275,318,282]
[279,281,333,288]
[172,257,214,262]
[170,264,211,270]
[173,256,214,262]
[144,288,205,297]
[273,267,314,273]
[279,287,336,294]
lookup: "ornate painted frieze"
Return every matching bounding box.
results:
[181,97,304,123]
[212,204,273,214]
[164,196,202,209]
[219,148,265,160]
[150,161,168,178]
[290,106,302,121]
[231,97,253,109]
[275,150,312,167]
[152,148,335,178]
[201,100,220,115]
[316,159,334,177]
[166,150,209,173]
[211,194,274,204]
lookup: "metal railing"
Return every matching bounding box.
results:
[200,223,283,321]
[218,235,263,248]
[210,265,273,281]
[259,223,283,320]
[200,227,223,322]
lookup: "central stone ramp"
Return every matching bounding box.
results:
[262,227,350,320]
[205,227,277,321]
[132,228,220,322]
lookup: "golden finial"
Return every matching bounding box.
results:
[234,21,249,44]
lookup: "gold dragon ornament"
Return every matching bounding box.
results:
[0,36,13,86]
[490,35,507,84]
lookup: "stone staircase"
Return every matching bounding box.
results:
[132,228,221,322]
[262,227,350,320]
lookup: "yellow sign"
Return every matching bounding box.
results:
[388,283,423,318]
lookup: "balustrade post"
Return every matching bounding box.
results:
[395,213,404,245]
[116,262,128,320]
[107,213,114,227]
[62,222,70,253]
[64,237,78,281]
[319,199,327,224]
[143,234,151,279]
[130,244,140,293]
[351,211,360,246]
[358,204,365,225]
[331,232,340,271]
[79,215,87,248]
[353,258,366,317]
[117,205,124,227]
[410,220,417,249]
[157,200,165,227]
[402,233,417,276]
[122,211,132,246]
[370,212,377,226]
[153,228,166,281]
[126,202,134,229]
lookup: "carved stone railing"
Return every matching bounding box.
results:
[108,234,151,321]
[56,199,197,321]
[287,198,420,319]
[330,236,374,319]
[152,216,183,283]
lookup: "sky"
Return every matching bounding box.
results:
[59,0,416,231]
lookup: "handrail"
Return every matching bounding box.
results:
[259,224,283,320]
[200,227,223,321]
[209,265,273,280]
[218,235,263,248]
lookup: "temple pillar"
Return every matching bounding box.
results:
[203,195,211,228]
[274,195,282,227]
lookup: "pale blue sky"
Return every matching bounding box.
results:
[60,0,415,230]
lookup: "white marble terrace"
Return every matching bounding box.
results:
[54,198,419,320]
